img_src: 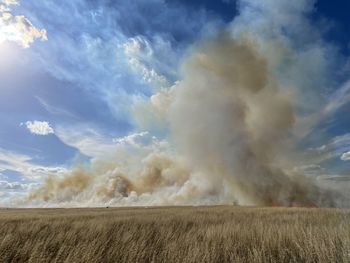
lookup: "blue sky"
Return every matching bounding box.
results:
[0,0,350,205]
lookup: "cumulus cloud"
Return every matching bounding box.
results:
[341,151,350,161]
[0,0,17,12]
[0,0,47,48]
[23,121,54,135]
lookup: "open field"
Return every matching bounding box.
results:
[0,206,349,262]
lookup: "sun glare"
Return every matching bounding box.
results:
[0,40,20,71]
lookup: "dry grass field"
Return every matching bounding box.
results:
[0,206,349,263]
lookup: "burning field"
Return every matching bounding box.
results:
[0,206,349,262]
[1,0,350,261]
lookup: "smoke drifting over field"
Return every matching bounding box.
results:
[28,154,195,206]
[24,0,349,207]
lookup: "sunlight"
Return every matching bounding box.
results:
[0,40,20,71]
[0,23,19,46]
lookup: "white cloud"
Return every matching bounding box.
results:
[0,0,17,12]
[55,126,116,158]
[0,148,67,181]
[293,164,325,177]
[56,125,170,160]
[317,175,350,182]
[123,36,153,57]
[325,81,350,115]
[123,36,168,89]
[341,151,350,161]
[0,0,47,48]
[309,133,350,162]
[24,121,54,135]
[0,180,36,190]
[127,57,167,88]
[113,131,150,146]
[35,96,77,119]
[113,131,170,152]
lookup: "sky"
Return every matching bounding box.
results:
[0,0,350,207]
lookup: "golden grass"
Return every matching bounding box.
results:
[0,206,349,262]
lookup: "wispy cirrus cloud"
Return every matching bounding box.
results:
[35,96,78,119]
[55,126,115,159]
[16,0,216,123]
[304,133,350,163]
[55,125,169,160]
[325,81,350,115]
[0,148,67,181]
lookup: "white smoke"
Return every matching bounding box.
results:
[17,0,349,208]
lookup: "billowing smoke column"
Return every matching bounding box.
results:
[169,33,338,207]
[23,0,349,207]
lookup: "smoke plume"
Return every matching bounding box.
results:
[169,33,342,207]
[26,153,199,206]
[22,0,349,207]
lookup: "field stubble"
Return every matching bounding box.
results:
[0,206,349,262]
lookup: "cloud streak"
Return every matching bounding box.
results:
[0,148,67,182]
[0,180,36,190]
